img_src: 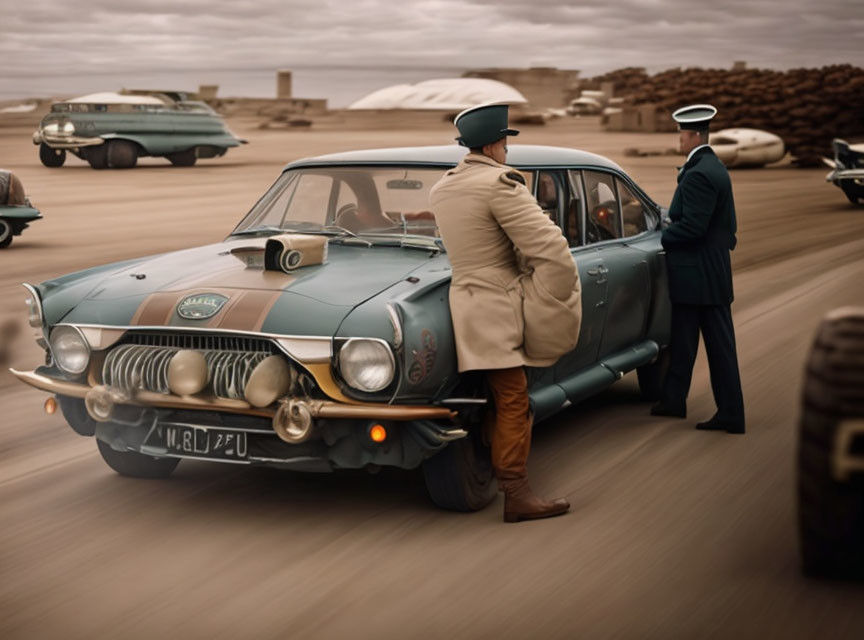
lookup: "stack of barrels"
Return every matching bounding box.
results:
[582,65,864,167]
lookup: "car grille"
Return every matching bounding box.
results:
[102,332,295,400]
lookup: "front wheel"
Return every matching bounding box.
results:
[85,144,108,170]
[637,348,670,401]
[422,428,496,512]
[107,140,138,169]
[167,148,197,167]
[841,181,864,205]
[0,219,13,248]
[39,143,65,167]
[96,439,179,479]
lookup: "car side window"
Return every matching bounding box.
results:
[534,171,562,225]
[566,170,585,246]
[583,170,621,242]
[281,173,332,227]
[617,179,649,237]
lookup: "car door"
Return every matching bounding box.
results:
[552,169,609,381]
[582,170,651,358]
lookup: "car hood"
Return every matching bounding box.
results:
[57,238,437,336]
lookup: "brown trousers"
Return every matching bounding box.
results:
[486,367,532,482]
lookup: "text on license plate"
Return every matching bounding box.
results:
[165,425,248,460]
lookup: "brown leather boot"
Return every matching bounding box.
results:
[501,478,570,523]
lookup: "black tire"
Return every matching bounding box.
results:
[0,219,13,248]
[96,439,179,479]
[39,143,65,168]
[841,182,864,205]
[798,308,864,578]
[168,148,197,167]
[85,144,109,170]
[637,348,670,401]
[422,427,496,512]
[107,140,138,169]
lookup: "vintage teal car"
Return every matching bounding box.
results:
[12,145,671,511]
[1,169,42,249]
[33,91,245,169]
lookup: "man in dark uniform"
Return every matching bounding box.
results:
[651,104,746,434]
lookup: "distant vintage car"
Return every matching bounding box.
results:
[12,145,671,511]
[0,169,41,249]
[823,139,864,205]
[33,91,246,169]
[709,128,786,168]
[798,307,864,578]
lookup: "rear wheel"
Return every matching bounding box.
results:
[637,348,670,401]
[96,439,179,479]
[107,140,138,169]
[39,143,65,167]
[85,144,109,170]
[0,219,13,248]
[168,148,197,167]
[422,427,496,512]
[798,308,864,578]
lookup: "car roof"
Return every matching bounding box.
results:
[285,144,624,172]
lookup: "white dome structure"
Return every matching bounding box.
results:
[348,78,527,110]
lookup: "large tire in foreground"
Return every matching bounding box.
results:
[39,143,65,167]
[637,348,670,401]
[107,140,138,169]
[0,219,13,249]
[85,144,109,170]
[422,427,496,512]
[96,439,179,479]
[167,148,197,167]
[798,307,864,578]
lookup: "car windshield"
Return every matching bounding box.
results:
[231,166,447,239]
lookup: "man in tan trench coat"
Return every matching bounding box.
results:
[430,103,582,522]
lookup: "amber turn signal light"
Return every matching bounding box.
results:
[369,424,387,443]
[44,396,58,415]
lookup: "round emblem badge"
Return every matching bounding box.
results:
[176,293,229,320]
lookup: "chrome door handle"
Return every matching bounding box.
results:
[596,278,607,285]
[597,266,609,274]
[587,268,600,276]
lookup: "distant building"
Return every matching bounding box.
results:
[348,78,527,110]
[462,67,581,108]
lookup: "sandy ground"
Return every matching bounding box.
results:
[1,113,863,639]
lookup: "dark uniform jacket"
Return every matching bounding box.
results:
[662,146,737,306]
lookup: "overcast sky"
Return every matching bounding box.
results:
[1,0,862,98]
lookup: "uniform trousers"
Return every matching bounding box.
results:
[486,367,532,482]
[661,304,745,425]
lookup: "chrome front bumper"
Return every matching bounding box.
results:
[826,168,864,183]
[10,367,459,428]
[32,130,104,148]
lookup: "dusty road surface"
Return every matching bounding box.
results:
[2,114,864,639]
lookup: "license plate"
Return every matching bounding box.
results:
[155,425,248,461]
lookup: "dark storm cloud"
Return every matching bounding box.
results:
[0,0,861,81]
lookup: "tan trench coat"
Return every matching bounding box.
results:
[430,152,582,372]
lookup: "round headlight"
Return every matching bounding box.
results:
[60,121,75,136]
[43,122,59,136]
[339,339,395,392]
[23,286,44,329]
[50,325,91,374]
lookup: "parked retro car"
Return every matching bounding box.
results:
[798,307,864,578]
[708,128,785,168]
[0,169,41,249]
[33,91,245,169]
[12,145,671,511]
[823,139,864,204]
